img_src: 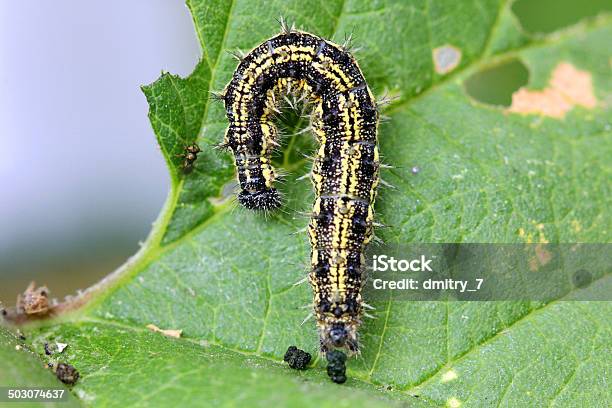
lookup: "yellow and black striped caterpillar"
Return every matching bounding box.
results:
[219,23,380,355]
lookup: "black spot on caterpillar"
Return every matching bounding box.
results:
[220,24,379,356]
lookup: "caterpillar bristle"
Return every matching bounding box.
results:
[277,16,295,34]
[299,152,316,161]
[276,167,289,176]
[362,302,376,311]
[376,94,399,107]
[283,95,297,110]
[301,313,314,326]
[214,141,229,151]
[291,227,308,236]
[293,277,309,286]
[295,126,313,136]
[379,178,396,189]
[341,32,354,52]
[227,49,245,62]
[294,94,307,106]
[275,205,292,218]
[210,91,226,102]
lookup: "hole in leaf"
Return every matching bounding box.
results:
[464,59,529,107]
[512,0,612,34]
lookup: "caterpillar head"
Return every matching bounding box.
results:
[318,320,360,354]
[316,299,361,354]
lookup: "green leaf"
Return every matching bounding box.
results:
[0,326,81,407]
[6,1,611,406]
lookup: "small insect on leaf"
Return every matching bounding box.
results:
[55,363,80,385]
[176,143,201,174]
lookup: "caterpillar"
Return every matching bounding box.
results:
[219,22,380,356]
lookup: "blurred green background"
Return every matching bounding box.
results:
[1,0,610,306]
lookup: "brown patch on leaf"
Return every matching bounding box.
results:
[535,244,552,265]
[507,62,597,118]
[146,324,182,338]
[508,87,572,118]
[529,244,552,271]
[433,45,462,74]
[549,63,597,108]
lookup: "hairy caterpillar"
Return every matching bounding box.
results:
[219,23,379,355]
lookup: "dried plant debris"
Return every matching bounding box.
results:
[326,350,347,384]
[55,363,79,385]
[44,342,69,356]
[44,342,53,356]
[146,324,182,338]
[283,346,312,370]
[17,282,50,315]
